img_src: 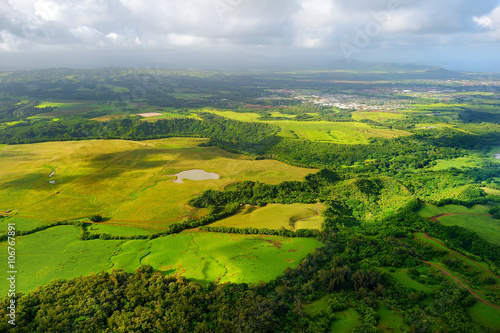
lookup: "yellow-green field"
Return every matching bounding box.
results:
[35,101,81,109]
[417,203,492,218]
[439,214,500,246]
[0,138,316,231]
[91,114,128,122]
[35,100,100,117]
[0,120,27,129]
[206,110,262,122]
[429,155,489,171]
[0,226,320,295]
[275,121,412,144]
[351,111,406,122]
[210,203,324,231]
[414,123,476,135]
[206,110,412,144]
[482,187,500,196]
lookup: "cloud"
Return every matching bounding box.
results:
[473,5,500,42]
[34,0,60,21]
[474,16,494,29]
[0,0,500,70]
[0,29,22,51]
[474,5,500,29]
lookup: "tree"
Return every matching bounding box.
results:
[89,214,104,222]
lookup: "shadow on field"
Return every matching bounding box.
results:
[0,151,37,159]
[2,173,83,189]
[87,147,227,173]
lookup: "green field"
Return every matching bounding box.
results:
[206,110,412,144]
[381,268,433,293]
[0,120,27,128]
[417,203,500,245]
[86,223,160,236]
[275,121,412,144]
[0,138,316,232]
[210,203,324,231]
[35,100,100,117]
[0,226,319,295]
[482,187,500,196]
[35,101,82,109]
[303,295,330,313]
[439,214,500,246]
[351,111,406,122]
[0,225,122,296]
[0,217,48,233]
[303,297,365,333]
[170,92,214,99]
[91,114,128,121]
[377,304,408,333]
[417,203,492,218]
[139,112,196,121]
[467,302,500,330]
[429,155,488,171]
[414,233,450,251]
[328,308,361,332]
[206,110,262,122]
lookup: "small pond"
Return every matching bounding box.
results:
[168,169,220,183]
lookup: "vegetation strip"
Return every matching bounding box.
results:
[421,260,500,310]
[423,233,500,279]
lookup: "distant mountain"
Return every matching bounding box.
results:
[326,59,465,79]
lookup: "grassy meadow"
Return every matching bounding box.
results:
[467,302,500,330]
[328,308,362,332]
[429,156,487,171]
[377,304,408,333]
[0,226,320,295]
[438,214,500,246]
[274,121,412,144]
[36,100,100,117]
[417,203,500,245]
[210,203,324,231]
[417,203,492,218]
[482,187,500,196]
[206,110,412,144]
[0,138,316,232]
[351,111,406,122]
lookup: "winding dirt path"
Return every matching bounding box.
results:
[421,260,500,310]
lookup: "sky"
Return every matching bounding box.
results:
[0,0,500,71]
